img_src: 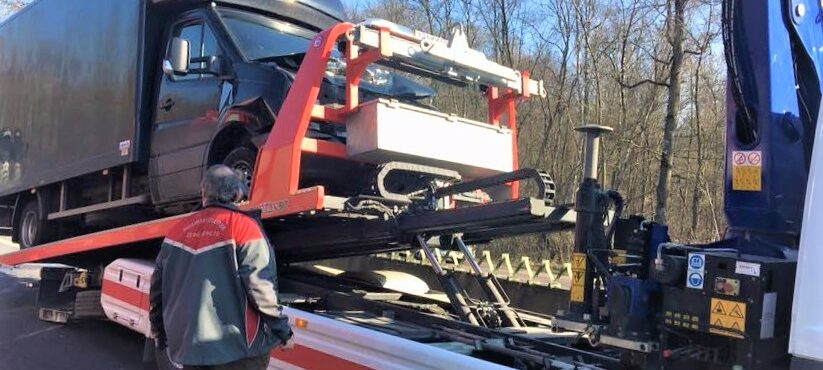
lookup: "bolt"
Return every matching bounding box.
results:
[796,3,806,17]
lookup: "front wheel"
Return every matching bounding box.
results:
[222,146,257,198]
[17,200,55,249]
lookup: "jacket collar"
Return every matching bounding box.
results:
[194,201,241,213]
[194,202,263,222]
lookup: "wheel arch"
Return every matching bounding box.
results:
[206,106,271,167]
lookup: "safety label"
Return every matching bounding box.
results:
[119,140,131,156]
[735,261,761,277]
[570,253,586,303]
[731,150,761,191]
[709,297,746,338]
[713,277,740,297]
[686,253,705,289]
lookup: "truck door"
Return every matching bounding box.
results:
[150,14,223,204]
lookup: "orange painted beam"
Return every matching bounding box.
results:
[301,138,347,159]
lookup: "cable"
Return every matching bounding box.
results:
[604,190,624,243]
[722,0,758,144]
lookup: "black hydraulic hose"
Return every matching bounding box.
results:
[604,190,624,243]
[722,0,758,144]
[587,249,612,285]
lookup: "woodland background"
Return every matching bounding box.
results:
[349,0,726,261]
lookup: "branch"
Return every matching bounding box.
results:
[619,78,670,89]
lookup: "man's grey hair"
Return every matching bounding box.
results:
[201,164,247,204]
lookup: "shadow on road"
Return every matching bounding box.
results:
[0,255,148,369]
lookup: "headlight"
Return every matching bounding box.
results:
[325,49,393,87]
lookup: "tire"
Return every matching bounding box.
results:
[222,146,257,196]
[17,200,55,249]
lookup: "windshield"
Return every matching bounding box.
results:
[218,8,313,61]
[216,8,435,101]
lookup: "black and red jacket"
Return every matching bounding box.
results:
[149,203,291,366]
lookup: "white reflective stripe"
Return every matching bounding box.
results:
[267,358,306,370]
[241,237,267,247]
[282,307,512,370]
[164,238,233,255]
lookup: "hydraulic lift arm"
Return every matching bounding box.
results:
[550,1,823,369]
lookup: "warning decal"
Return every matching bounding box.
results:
[709,297,746,338]
[731,150,761,191]
[572,253,586,270]
[570,253,586,303]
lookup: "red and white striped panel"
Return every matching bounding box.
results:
[101,259,512,370]
[101,258,153,336]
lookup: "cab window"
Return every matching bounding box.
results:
[169,21,220,81]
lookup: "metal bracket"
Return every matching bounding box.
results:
[453,236,524,328]
[39,308,70,323]
[599,335,659,353]
[353,20,546,97]
[59,270,89,292]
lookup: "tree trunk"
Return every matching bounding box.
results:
[654,0,686,224]
[691,52,706,236]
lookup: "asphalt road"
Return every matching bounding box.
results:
[0,238,149,370]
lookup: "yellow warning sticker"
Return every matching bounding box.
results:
[572,253,586,270]
[709,298,746,338]
[570,252,586,303]
[570,282,584,302]
[732,166,761,191]
[731,151,761,191]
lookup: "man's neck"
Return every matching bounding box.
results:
[197,201,240,212]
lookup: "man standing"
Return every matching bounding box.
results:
[150,165,292,370]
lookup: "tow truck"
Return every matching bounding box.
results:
[2,0,823,369]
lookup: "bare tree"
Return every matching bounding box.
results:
[654,0,687,224]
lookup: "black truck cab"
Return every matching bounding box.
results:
[150,1,341,208]
[150,1,433,209]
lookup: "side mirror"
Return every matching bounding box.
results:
[163,37,190,76]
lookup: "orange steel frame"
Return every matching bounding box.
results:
[0,22,533,266]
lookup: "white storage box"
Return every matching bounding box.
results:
[346,99,514,178]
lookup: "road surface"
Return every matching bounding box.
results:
[0,237,148,370]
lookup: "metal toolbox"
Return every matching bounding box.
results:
[346,99,514,178]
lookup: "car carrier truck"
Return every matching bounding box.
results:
[2,0,823,369]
